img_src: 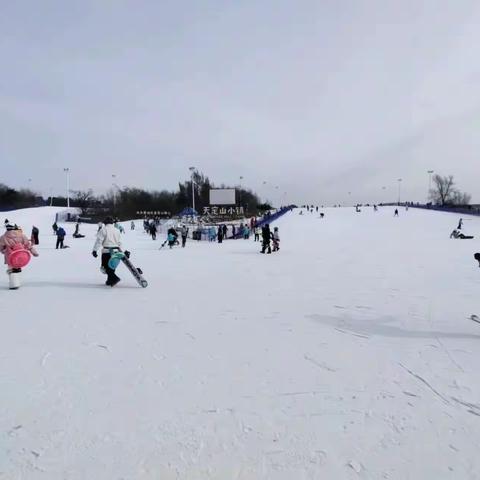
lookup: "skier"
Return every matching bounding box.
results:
[180,225,188,248]
[0,224,39,289]
[272,226,280,252]
[244,225,250,240]
[56,226,66,249]
[31,226,39,245]
[457,218,463,230]
[92,216,124,286]
[261,224,271,254]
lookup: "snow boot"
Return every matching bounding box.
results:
[8,268,21,290]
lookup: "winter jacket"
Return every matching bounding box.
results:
[56,227,66,238]
[273,231,280,241]
[0,230,39,264]
[93,224,122,253]
[181,226,188,237]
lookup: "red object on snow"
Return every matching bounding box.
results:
[7,244,32,269]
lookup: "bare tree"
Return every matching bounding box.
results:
[71,189,95,214]
[429,174,471,206]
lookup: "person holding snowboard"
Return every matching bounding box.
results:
[0,224,39,288]
[56,226,66,249]
[52,222,58,235]
[92,216,123,286]
[31,226,39,245]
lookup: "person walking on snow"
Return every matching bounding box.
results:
[31,226,39,245]
[254,226,260,242]
[0,224,39,286]
[261,224,272,254]
[56,227,66,249]
[92,217,123,286]
[272,226,280,252]
[457,218,463,230]
[394,209,399,217]
[180,225,188,248]
[131,221,135,230]
[149,222,157,240]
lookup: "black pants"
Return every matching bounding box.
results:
[101,252,120,284]
[56,237,64,249]
[182,235,187,247]
[261,240,271,254]
[151,232,156,240]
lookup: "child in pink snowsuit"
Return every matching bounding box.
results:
[0,224,39,267]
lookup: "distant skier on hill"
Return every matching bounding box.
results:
[31,226,39,245]
[92,216,123,286]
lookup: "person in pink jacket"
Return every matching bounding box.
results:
[0,224,39,268]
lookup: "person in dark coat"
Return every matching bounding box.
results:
[56,227,66,249]
[149,222,157,240]
[52,222,58,235]
[261,224,271,254]
[217,226,223,243]
[31,226,39,245]
[222,224,227,240]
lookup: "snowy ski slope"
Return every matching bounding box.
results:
[1,206,479,479]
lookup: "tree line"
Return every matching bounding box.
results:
[1,172,270,219]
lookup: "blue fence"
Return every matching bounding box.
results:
[411,204,480,217]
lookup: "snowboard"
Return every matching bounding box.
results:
[120,251,148,288]
[470,315,480,324]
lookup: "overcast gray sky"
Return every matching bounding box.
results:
[1,0,479,205]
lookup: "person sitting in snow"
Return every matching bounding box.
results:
[0,224,39,273]
[450,229,473,240]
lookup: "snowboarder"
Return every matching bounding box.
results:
[92,217,123,286]
[450,229,473,239]
[244,225,250,240]
[272,226,280,252]
[261,224,271,254]
[52,222,58,235]
[457,218,463,230]
[31,226,39,245]
[180,225,188,248]
[0,224,39,289]
[56,226,66,249]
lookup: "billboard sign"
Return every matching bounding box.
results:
[209,188,236,205]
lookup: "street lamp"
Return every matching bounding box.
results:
[397,178,402,204]
[427,170,434,202]
[189,167,196,211]
[63,168,70,208]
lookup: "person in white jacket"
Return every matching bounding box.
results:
[92,217,123,286]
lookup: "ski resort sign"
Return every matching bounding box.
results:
[203,206,244,216]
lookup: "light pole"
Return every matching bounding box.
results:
[239,176,244,206]
[397,178,402,204]
[427,170,434,202]
[112,174,117,215]
[63,168,70,208]
[189,167,196,211]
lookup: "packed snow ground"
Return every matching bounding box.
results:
[1,206,480,479]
